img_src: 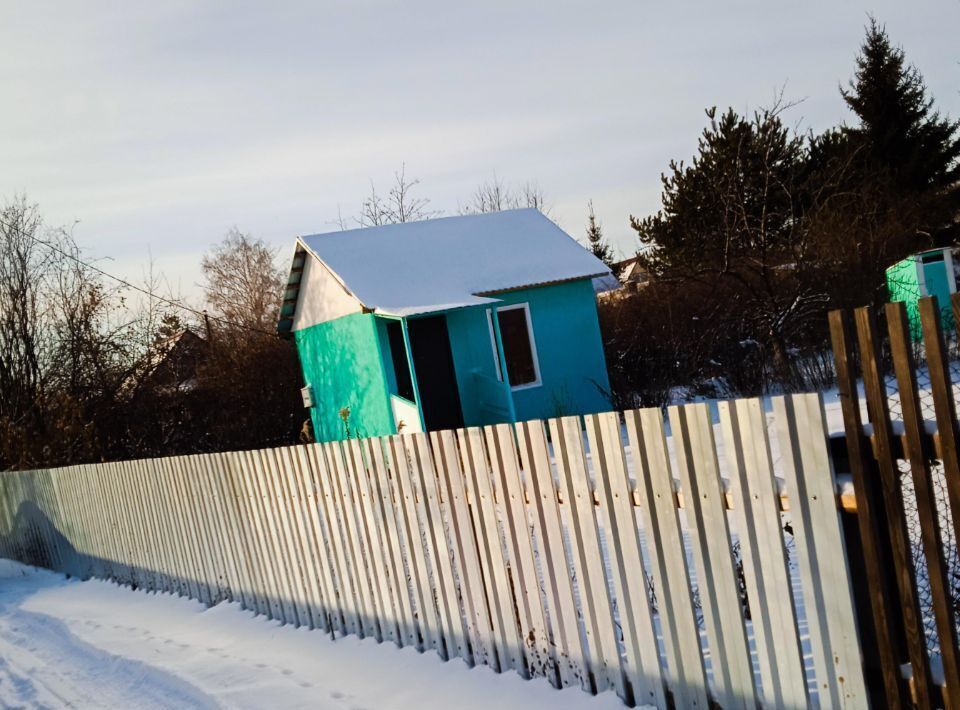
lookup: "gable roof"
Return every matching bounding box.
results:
[280,208,610,331]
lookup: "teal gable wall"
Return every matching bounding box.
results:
[444,278,611,426]
[294,313,394,442]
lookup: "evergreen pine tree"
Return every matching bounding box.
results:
[841,18,960,229]
[586,200,615,269]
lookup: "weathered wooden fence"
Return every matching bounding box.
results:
[830,295,960,709]
[0,394,866,708]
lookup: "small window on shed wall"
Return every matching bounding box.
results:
[495,304,541,389]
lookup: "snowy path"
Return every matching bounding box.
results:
[0,560,623,710]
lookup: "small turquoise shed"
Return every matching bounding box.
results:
[886,247,957,339]
[278,209,613,443]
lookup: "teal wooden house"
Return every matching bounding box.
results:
[886,247,957,339]
[278,209,613,443]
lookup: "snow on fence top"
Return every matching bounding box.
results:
[295,208,611,317]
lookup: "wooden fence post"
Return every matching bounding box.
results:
[854,305,936,705]
[829,307,910,707]
[888,301,960,706]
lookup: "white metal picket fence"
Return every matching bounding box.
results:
[0,393,866,708]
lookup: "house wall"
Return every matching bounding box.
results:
[887,250,957,340]
[444,278,611,426]
[294,313,395,442]
[292,252,363,331]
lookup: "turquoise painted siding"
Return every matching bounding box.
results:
[444,278,611,426]
[887,250,955,340]
[923,258,953,306]
[294,313,394,442]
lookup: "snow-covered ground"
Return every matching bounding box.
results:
[0,560,626,710]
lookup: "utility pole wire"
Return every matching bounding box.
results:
[0,215,281,338]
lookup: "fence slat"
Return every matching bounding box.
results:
[346,439,396,644]
[386,435,442,654]
[854,305,936,705]
[487,424,554,681]
[457,426,525,675]
[516,420,590,691]
[551,416,625,698]
[718,398,808,707]
[289,446,337,633]
[828,308,908,707]
[924,296,960,559]
[275,447,326,630]
[215,453,258,613]
[774,393,869,706]
[431,430,491,666]
[228,451,272,617]
[308,443,357,636]
[669,404,755,709]
[624,408,709,709]
[586,412,666,708]
[887,302,960,703]
[365,437,418,647]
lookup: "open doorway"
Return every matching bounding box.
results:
[407,315,464,431]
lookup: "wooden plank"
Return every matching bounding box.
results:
[310,442,360,636]
[888,302,960,704]
[410,433,466,661]
[307,442,354,635]
[457,426,525,674]
[776,394,870,706]
[487,424,553,680]
[625,408,709,709]
[325,440,378,639]
[431,429,492,666]
[202,453,243,603]
[154,457,190,597]
[272,447,326,629]
[386,434,442,653]
[189,455,228,602]
[122,459,158,591]
[550,416,624,698]
[108,461,137,586]
[854,305,935,706]
[829,308,908,707]
[255,447,310,626]
[345,438,395,643]
[211,452,258,612]
[87,462,118,581]
[239,449,291,621]
[516,420,590,690]
[586,412,666,708]
[718,399,807,707]
[170,455,211,602]
[364,436,417,647]
[226,451,273,617]
[288,445,338,633]
[669,404,755,708]
[923,296,960,563]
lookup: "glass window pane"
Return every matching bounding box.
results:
[497,307,537,386]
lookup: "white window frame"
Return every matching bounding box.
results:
[486,309,503,382]
[493,302,542,391]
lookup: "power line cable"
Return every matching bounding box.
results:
[0,214,280,338]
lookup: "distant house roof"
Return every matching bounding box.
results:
[280,209,610,331]
[616,256,649,285]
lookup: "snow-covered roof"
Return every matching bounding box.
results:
[289,209,610,321]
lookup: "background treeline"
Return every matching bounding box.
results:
[600,20,960,406]
[1,20,957,469]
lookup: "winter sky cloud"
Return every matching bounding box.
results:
[1,0,957,302]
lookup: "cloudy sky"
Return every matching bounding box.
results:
[1,1,958,302]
